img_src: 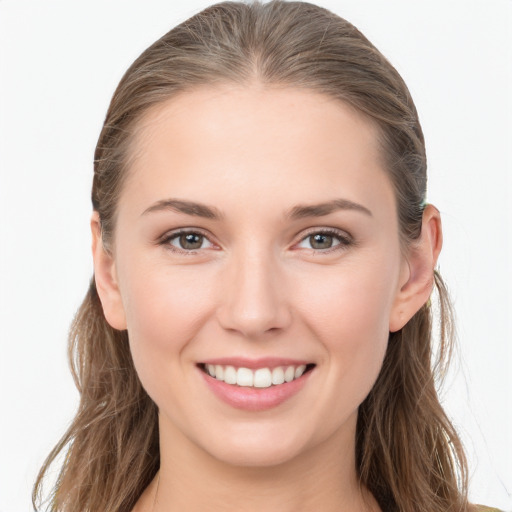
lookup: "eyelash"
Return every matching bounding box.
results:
[158,229,215,255]
[158,228,353,255]
[295,228,353,253]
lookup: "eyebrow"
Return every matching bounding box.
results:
[286,198,372,219]
[142,198,224,220]
[141,197,372,220]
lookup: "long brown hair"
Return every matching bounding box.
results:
[33,2,471,511]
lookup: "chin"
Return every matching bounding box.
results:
[213,444,305,469]
[202,427,313,469]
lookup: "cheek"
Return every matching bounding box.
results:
[298,258,396,339]
[122,262,214,334]
[294,259,397,400]
[118,262,217,387]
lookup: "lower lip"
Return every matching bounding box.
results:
[199,367,314,411]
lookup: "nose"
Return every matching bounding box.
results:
[216,248,292,339]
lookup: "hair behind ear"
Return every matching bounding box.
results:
[356,271,467,511]
[32,279,160,512]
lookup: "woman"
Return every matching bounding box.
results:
[31,1,503,511]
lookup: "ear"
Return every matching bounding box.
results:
[91,212,127,330]
[389,204,443,332]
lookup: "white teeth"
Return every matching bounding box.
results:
[237,367,253,387]
[254,368,272,388]
[205,364,312,387]
[295,365,306,378]
[224,365,237,385]
[271,367,285,385]
[284,366,295,382]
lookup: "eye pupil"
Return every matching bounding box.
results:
[180,233,203,250]
[310,233,333,249]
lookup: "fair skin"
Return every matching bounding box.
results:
[92,85,442,512]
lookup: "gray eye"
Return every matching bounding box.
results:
[309,233,334,250]
[296,230,348,252]
[164,230,215,253]
[177,233,204,250]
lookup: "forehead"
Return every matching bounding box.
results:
[121,85,394,219]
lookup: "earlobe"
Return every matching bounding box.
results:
[91,212,127,330]
[389,205,442,332]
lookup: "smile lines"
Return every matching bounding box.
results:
[200,363,314,388]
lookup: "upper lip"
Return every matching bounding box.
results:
[199,357,314,370]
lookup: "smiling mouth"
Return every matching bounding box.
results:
[198,363,316,388]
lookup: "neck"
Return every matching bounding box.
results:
[135,412,380,512]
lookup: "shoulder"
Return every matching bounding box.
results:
[475,506,504,512]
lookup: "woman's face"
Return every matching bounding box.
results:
[100,85,413,467]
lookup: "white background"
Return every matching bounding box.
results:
[0,1,510,511]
